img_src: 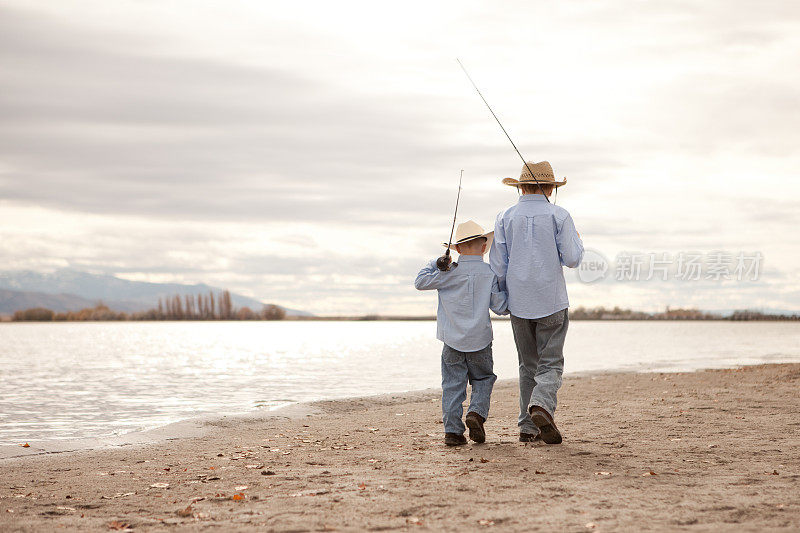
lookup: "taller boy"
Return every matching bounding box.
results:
[490,161,584,444]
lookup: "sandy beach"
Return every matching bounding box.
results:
[1,363,799,532]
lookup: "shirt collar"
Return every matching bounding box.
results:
[519,194,548,202]
[458,255,484,262]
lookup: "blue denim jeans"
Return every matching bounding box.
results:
[510,309,569,435]
[440,342,497,434]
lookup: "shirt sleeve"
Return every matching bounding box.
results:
[414,259,455,290]
[489,275,509,315]
[556,213,584,268]
[489,212,509,291]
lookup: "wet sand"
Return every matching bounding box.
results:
[1,363,799,531]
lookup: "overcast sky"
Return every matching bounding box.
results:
[1,0,798,314]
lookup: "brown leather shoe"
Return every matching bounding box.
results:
[528,406,562,444]
[444,432,467,446]
[465,412,486,443]
[519,432,541,443]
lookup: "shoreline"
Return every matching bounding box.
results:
[2,356,798,462]
[2,363,798,531]
[0,365,737,462]
[0,402,319,462]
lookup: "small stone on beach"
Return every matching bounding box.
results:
[176,504,193,517]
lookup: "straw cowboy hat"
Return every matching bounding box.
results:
[501,161,567,188]
[443,220,494,253]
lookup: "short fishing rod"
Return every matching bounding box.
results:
[457,58,551,203]
[436,170,463,271]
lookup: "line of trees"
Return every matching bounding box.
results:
[155,290,235,320]
[729,310,800,321]
[570,306,720,320]
[13,304,128,322]
[11,290,287,322]
[570,306,799,321]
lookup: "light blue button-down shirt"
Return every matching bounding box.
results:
[490,195,584,319]
[414,255,508,352]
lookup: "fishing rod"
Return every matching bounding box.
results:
[457,58,551,203]
[436,170,463,271]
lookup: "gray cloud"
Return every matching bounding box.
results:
[0,4,633,225]
[0,7,443,215]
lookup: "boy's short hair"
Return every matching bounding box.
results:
[456,236,487,252]
[520,183,554,195]
[462,236,487,246]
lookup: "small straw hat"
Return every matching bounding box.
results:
[442,220,494,253]
[501,161,567,188]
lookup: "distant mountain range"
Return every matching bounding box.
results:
[0,269,311,316]
[0,288,101,314]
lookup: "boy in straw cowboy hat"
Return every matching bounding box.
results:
[415,220,509,446]
[490,161,583,444]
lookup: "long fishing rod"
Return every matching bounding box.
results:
[457,59,551,203]
[436,169,463,271]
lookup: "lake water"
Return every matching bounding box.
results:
[1,320,798,445]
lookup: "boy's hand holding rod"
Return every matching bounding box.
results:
[437,170,463,271]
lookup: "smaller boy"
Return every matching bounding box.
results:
[414,220,508,446]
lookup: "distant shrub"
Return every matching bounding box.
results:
[236,307,258,320]
[261,304,286,320]
[54,304,127,321]
[132,309,161,321]
[13,307,55,321]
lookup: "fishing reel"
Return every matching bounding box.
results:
[436,253,457,271]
